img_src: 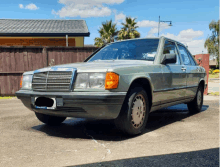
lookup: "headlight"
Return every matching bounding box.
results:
[89,73,106,88]
[20,75,33,89]
[74,73,106,89]
[74,73,89,89]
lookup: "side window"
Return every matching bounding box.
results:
[186,51,196,66]
[177,45,192,65]
[163,40,180,65]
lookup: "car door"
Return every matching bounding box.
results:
[159,40,187,104]
[177,44,199,98]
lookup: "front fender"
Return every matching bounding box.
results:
[110,72,153,92]
[129,74,153,91]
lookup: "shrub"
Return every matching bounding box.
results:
[209,69,215,74]
[213,69,219,73]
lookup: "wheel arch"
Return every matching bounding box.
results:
[198,79,205,92]
[126,77,153,111]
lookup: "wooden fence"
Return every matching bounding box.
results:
[0,46,98,96]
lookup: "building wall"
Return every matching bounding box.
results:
[195,54,209,95]
[0,37,84,47]
[209,59,218,68]
[75,37,84,47]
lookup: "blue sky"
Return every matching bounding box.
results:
[0,0,218,55]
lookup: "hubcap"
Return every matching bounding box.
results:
[131,94,146,129]
[197,90,202,106]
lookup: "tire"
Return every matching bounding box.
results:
[114,85,150,135]
[35,112,66,126]
[187,85,204,114]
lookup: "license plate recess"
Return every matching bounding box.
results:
[34,97,56,110]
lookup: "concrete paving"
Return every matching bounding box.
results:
[204,95,219,101]
[208,78,219,93]
[0,98,219,167]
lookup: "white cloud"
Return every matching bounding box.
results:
[137,20,171,37]
[25,3,39,10]
[53,0,124,18]
[161,29,207,55]
[19,4,24,9]
[178,29,203,39]
[19,3,39,10]
[54,5,112,18]
[137,21,205,54]
[115,13,126,23]
[137,20,158,27]
[58,0,124,5]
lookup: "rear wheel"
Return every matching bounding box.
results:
[35,112,66,125]
[187,85,204,113]
[114,85,149,135]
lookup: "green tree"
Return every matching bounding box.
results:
[204,20,219,68]
[117,17,140,40]
[94,20,118,47]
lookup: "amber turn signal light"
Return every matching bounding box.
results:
[105,72,119,89]
[20,75,23,88]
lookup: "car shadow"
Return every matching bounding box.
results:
[144,103,209,133]
[31,104,209,141]
[69,148,219,167]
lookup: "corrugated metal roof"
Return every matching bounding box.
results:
[0,19,90,36]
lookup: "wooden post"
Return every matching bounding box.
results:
[66,35,68,47]
[42,47,48,67]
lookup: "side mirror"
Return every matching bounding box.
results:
[161,53,176,64]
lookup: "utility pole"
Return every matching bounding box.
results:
[158,16,172,37]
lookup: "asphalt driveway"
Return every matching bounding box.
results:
[0,96,219,167]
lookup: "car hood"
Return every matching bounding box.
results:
[54,60,154,72]
[24,60,154,75]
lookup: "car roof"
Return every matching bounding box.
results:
[108,36,186,47]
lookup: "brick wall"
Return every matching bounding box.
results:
[194,54,209,95]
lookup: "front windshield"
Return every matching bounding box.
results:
[88,39,159,62]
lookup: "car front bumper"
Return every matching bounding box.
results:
[16,90,127,119]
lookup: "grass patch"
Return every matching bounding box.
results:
[209,73,219,79]
[208,92,219,96]
[0,96,16,99]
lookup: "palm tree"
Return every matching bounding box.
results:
[118,17,140,40]
[94,20,118,47]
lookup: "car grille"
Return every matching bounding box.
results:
[32,71,73,91]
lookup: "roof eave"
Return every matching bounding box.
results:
[0,32,90,37]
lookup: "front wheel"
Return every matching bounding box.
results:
[187,85,204,114]
[114,85,149,135]
[35,112,66,125]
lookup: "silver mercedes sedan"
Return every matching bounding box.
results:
[16,36,207,135]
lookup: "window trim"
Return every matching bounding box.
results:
[186,50,198,66]
[176,43,195,66]
[162,39,182,65]
[174,42,183,65]
[187,51,196,66]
